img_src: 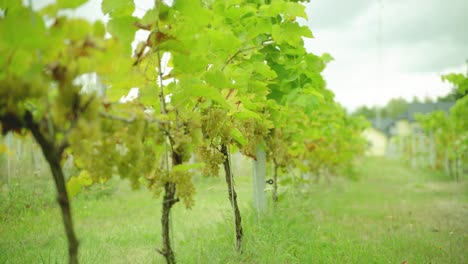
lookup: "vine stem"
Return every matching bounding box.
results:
[221,40,275,72]
[272,159,279,203]
[154,2,178,262]
[221,144,243,253]
[25,112,79,264]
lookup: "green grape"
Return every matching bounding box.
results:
[197,145,226,177]
[171,170,195,209]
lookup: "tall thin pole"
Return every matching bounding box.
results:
[253,146,267,216]
[6,134,12,186]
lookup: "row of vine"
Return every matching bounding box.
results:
[0,1,368,263]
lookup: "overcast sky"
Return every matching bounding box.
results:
[304,0,468,110]
[33,0,468,110]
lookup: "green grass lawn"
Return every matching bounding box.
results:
[1,157,467,263]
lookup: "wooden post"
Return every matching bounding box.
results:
[252,146,267,215]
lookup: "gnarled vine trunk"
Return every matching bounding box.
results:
[160,182,177,264]
[158,152,181,264]
[26,113,79,264]
[221,144,243,253]
[48,155,79,264]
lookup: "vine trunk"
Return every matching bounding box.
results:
[159,151,181,264]
[221,144,243,252]
[26,113,79,264]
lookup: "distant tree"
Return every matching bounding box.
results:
[382,98,409,119]
[353,98,409,120]
[411,96,421,103]
[352,106,376,119]
[423,96,434,103]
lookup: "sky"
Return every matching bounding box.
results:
[303,0,468,110]
[32,0,468,111]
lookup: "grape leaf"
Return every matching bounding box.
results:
[231,127,247,146]
[107,16,137,55]
[102,0,135,17]
[57,0,87,9]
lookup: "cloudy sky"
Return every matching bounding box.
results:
[303,0,468,110]
[33,0,468,110]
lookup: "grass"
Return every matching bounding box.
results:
[0,157,467,263]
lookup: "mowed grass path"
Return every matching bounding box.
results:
[1,157,467,263]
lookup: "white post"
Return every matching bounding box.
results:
[397,136,403,158]
[418,133,425,167]
[429,132,436,169]
[411,134,417,168]
[15,136,21,177]
[6,133,13,186]
[252,146,267,215]
[444,148,450,176]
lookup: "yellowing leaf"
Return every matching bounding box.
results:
[0,144,7,154]
[66,170,93,198]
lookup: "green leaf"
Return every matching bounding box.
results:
[39,3,59,16]
[57,0,87,9]
[66,170,93,198]
[93,20,106,38]
[321,53,334,64]
[172,52,209,75]
[285,2,307,19]
[139,84,158,107]
[272,22,313,46]
[102,0,135,17]
[173,163,205,172]
[62,18,93,41]
[10,49,32,75]
[204,70,229,89]
[0,6,48,50]
[240,96,261,111]
[106,86,129,102]
[248,17,272,38]
[174,78,228,108]
[141,7,159,25]
[231,127,247,146]
[107,16,137,55]
[259,1,284,17]
[173,0,210,27]
[208,30,241,55]
[231,109,261,120]
[0,0,21,10]
[252,61,277,79]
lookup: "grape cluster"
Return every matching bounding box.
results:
[171,170,195,208]
[201,108,231,144]
[197,145,226,177]
[236,118,269,158]
[266,129,290,167]
[171,124,193,163]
